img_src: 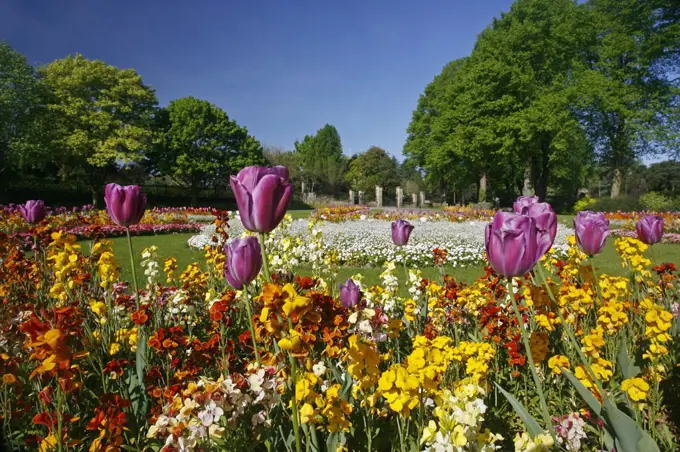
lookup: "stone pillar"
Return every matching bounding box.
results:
[358,191,364,205]
[375,186,383,207]
[412,193,418,206]
[349,190,355,205]
[420,191,425,208]
[396,187,403,209]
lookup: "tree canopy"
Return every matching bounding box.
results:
[404,0,680,207]
[39,54,158,203]
[345,146,400,194]
[150,96,265,205]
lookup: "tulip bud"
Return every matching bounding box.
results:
[485,211,538,277]
[224,236,262,290]
[574,211,609,256]
[18,200,47,224]
[391,219,414,246]
[230,166,293,234]
[636,215,664,245]
[339,278,361,308]
[104,184,147,227]
[513,195,538,214]
[524,202,557,260]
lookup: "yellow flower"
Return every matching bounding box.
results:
[108,342,122,355]
[547,355,570,375]
[621,377,650,402]
[278,329,302,351]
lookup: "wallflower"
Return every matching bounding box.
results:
[547,355,570,375]
[514,431,554,452]
[621,377,650,402]
[378,364,420,416]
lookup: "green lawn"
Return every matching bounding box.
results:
[89,229,679,288]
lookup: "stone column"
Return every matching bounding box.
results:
[412,193,418,206]
[358,191,364,205]
[376,186,383,207]
[396,187,403,209]
[420,191,425,208]
[349,190,355,205]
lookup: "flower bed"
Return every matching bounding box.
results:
[1,223,678,451]
[605,210,680,233]
[189,214,573,268]
[3,177,679,451]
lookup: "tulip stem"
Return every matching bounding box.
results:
[243,286,261,365]
[589,256,603,303]
[126,227,140,309]
[259,232,271,281]
[506,277,556,440]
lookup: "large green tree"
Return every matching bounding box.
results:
[40,54,157,204]
[345,146,400,195]
[294,124,346,195]
[151,96,265,205]
[578,0,680,197]
[405,0,595,207]
[0,42,47,186]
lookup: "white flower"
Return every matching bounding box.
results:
[198,400,224,427]
[312,361,327,377]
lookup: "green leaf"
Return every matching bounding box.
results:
[560,368,601,417]
[494,383,543,437]
[617,332,641,379]
[602,398,660,452]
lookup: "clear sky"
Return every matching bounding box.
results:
[1,0,515,159]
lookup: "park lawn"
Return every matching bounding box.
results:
[90,230,679,289]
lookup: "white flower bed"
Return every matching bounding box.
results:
[188,215,573,268]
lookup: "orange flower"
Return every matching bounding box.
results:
[2,373,16,385]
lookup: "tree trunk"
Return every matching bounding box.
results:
[610,168,622,198]
[522,167,533,196]
[479,173,487,202]
[91,188,98,207]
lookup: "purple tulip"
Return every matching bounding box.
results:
[513,195,539,214]
[104,184,147,227]
[230,166,293,234]
[339,278,361,308]
[18,200,46,224]
[636,215,664,245]
[574,211,609,256]
[485,211,538,277]
[524,202,558,260]
[224,236,262,290]
[391,219,414,246]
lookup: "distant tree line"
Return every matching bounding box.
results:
[265,124,421,202]
[403,0,680,210]
[0,46,266,206]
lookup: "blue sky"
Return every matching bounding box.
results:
[1,0,514,159]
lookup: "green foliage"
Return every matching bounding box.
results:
[404,0,680,204]
[294,124,347,195]
[639,191,674,212]
[150,96,264,204]
[345,146,401,194]
[573,196,597,212]
[588,196,644,212]
[0,41,49,185]
[39,54,158,199]
[646,161,680,195]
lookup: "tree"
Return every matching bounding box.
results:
[40,54,157,204]
[578,0,680,197]
[151,96,265,205]
[0,42,46,186]
[647,160,680,195]
[345,146,400,195]
[295,124,346,195]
